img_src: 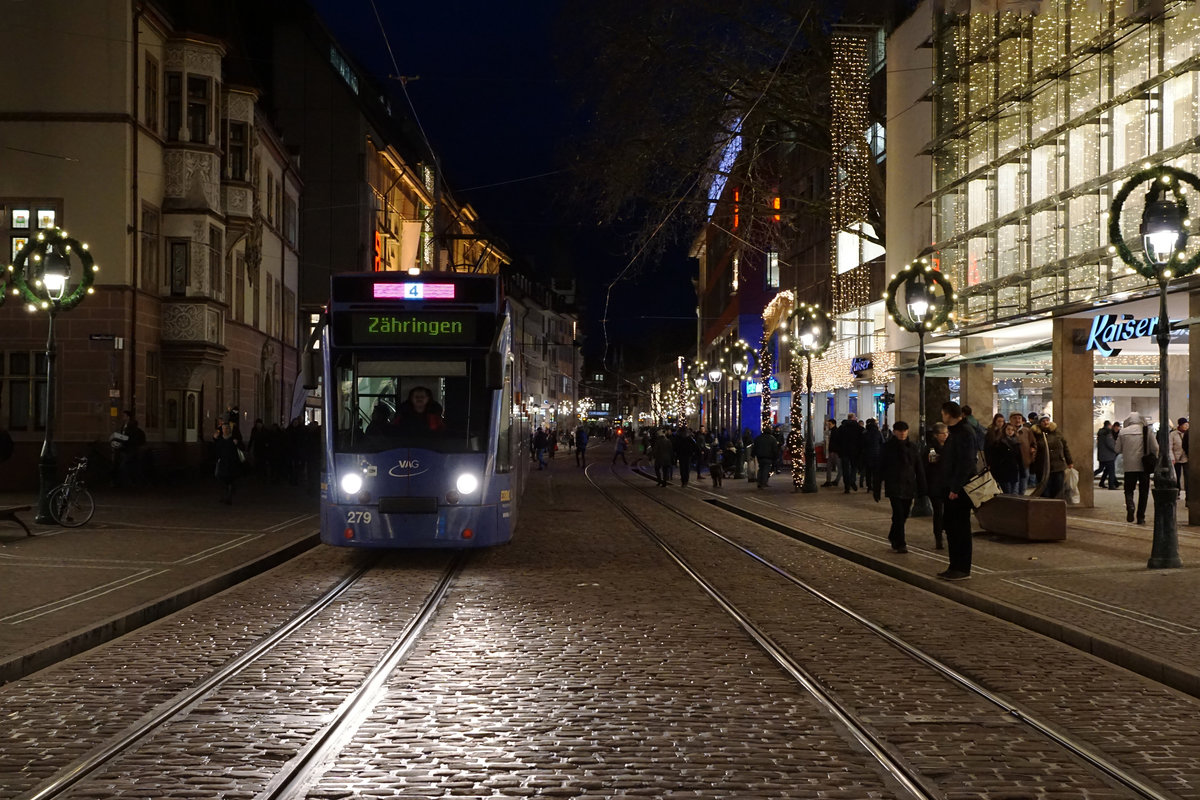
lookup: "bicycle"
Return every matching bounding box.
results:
[48,456,95,527]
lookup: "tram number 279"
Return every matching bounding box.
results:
[346,511,373,524]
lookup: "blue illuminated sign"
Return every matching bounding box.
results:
[744,377,779,396]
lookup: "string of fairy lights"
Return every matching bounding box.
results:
[650,379,696,423]
[830,33,872,316]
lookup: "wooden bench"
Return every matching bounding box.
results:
[0,505,33,536]
[974,494,1066,541]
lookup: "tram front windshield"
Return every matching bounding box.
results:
[334,355,490,454]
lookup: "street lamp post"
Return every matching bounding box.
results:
[1109,165,1200,569]
[885,258,955,517]
[788,304,833,493]
[11,228,97,523]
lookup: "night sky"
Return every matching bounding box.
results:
[307,0,699,367]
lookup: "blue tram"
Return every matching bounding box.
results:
[316,272,527,547]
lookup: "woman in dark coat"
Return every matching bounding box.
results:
[860,418,884,495]
[924,422,949,550]
[212,420,244,505]
[985,421,1023,495]
[876,420,927,554]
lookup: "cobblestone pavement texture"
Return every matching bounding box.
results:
[0,478,321,683]
[604,470,1200,799]
[1,448,1198,798]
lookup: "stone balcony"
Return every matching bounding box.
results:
[161,299,226,367]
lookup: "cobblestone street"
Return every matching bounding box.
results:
[2,454,1199,798]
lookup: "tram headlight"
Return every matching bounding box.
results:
[455,473,479,494]
[340,472,364,495]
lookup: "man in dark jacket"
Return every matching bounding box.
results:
[652,430,675,486]
[837,414,865,493]
[938,401,979,580]
[876,420,926,554]
[673,427,699,488]
[575,426,588,467]
[1096,421,1119,489]
[753,428,782,488]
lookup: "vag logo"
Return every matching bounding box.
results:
[389,459,428,478]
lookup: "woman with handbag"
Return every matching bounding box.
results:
[1115,411,1158,524]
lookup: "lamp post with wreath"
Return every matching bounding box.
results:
[1109,164,1200,569]
[788,304,833,493]
[885,258,955,517]
[726,338,756,439]
[11,228,97,523]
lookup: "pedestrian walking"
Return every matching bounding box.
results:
[753,427,781,488]
[673,427,699,488]
[837,414,864,492]
[1115,411,1157,524]
[533,427,549,470]
[575,425,588,467]
[707,437,723,487]
[110,410,145,488]
[938,401,979,580]
[1034,414,1073,500]
[1096,421,1120,489]
[822,419,840,487]
[875,421,926,554]
[212,420,245,505]
[1171,418,1189,496]
[612,431,628,464]
[860,418,884,494]
[925,422,949,550]
[653,430,674,486]
[743,427,757,483]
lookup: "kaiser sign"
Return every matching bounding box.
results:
[1085,313,1176,357]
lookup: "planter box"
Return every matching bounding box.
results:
[975,494,1067,541]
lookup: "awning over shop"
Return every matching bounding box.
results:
[893,338,1052,375]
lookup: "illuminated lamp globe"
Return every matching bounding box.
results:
[42,244,71,301]
[1141,196,1187,267]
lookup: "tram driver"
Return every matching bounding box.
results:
[390,385,446,433]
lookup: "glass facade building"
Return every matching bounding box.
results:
[927,1,1200,329]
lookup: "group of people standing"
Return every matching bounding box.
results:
[869,402,983,580]
[647,426,745,489]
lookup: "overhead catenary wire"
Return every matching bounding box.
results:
[599,11,809,369]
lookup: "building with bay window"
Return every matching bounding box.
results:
[0,1,302,485]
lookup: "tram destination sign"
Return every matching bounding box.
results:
[340,311,481,346]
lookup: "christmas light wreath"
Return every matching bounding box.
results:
[1108,165,1200,282]
[11,227,96,311]
[884,259,955,332]
[786,303,833,359]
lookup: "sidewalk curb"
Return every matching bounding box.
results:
[711,498,1200,700]
[0,533,320,686]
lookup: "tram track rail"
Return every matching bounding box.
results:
[592,463,1181,800]
[17,552,467,800]
[639,465,1200,702]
